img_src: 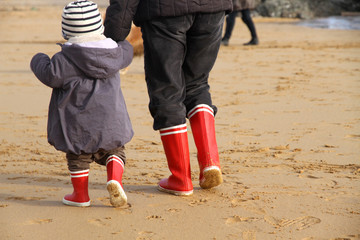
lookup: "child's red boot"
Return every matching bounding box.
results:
[106,155,127,207]
[62,170,91,207]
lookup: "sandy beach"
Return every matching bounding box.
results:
[0,5,359,240]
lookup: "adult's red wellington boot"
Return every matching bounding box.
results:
[158,124,193,196]
[188,104,223,189]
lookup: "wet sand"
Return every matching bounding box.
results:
[0,6,359,240]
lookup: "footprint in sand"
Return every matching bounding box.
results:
[110,230,123,235]
[264,215,321,230]
[230,198,248,207]
[188,198,208,206]
[26,219,52,225]
[97,197,133,213]
[242,231,256,240]
[345,134,360,139]
[7,176,28,180]
[88,218,112,227]
[97,196,112,207]
[136,231,155,240]
[225,215,260,224]
[146,215,163,221]
[270,145,290,150]
[303,235,360,240]
[167,208,181,213]
[6,196,46,201]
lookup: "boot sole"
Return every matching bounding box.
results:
[157,185,193,196]
[107,180,127,207]
[62,198,90,207]
[200,167,223,189]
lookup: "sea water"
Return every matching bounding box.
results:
[297,16,360,30]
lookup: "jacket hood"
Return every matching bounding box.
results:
[61,43,124,79]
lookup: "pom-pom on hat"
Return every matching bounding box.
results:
[61,0,104,40]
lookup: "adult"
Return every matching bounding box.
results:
[105,0,233,196]
[222,0,259,46]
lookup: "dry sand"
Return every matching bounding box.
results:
[0,6,360,240]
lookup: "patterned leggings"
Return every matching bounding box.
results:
[65,146,126,171]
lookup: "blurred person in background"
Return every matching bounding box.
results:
[222,0,259,46]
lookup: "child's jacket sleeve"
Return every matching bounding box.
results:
[116,40,134,70]
[104,0,140,42]
[30,53,65,88]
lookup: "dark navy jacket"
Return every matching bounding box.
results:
[104,0,233,41]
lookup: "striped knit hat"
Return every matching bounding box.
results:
[61,0,104,40]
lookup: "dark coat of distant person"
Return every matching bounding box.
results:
[233,0,256,11]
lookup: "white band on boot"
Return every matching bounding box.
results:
[159,123,187,136]
[106,155,124,168]
[187,104,214,119]
[70,169,89,178]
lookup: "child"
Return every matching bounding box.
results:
[30,0,134,207]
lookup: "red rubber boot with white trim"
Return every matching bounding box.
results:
[106,155,127,207]
[188,104,223,189]
[62,170,91,207]
[158,124,193,196]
